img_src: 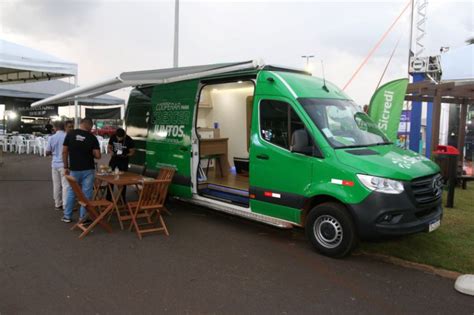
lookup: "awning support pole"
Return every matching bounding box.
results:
[74,75,79,128]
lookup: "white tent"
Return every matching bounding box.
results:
[0,39,77,84]
[32,60,262,107]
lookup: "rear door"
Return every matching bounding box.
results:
[249,72,313,223]
[146,80,200,198]
[125,87,152,166]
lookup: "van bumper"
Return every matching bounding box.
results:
[347,191,443,240]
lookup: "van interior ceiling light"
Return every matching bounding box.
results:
[356,174,404,194]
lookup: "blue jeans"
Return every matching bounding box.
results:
[64,169,95,220]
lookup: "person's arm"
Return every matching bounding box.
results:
[107,136,113,155]
[127,137,136,157]
[45,137,53,156]
[62,145,70,175]
[92,136,101,160]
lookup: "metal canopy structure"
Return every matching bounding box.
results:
[405,80,474,160]
[32,60,262,107]
[0,39,77,84]
[0,79,123,105]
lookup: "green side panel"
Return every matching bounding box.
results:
[125,88,153,166]
[146,80,200,198]
[251,200,300,223]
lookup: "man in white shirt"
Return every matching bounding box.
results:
[46,121,68,211]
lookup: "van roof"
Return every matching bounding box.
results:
[271,71,351,100]
[31,60,311,107]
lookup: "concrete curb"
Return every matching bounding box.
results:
[358,251,461,280]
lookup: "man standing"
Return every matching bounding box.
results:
[65,120,74,133]
[107,128,135,201]
[62,118,101,223]
[46,121,68,211]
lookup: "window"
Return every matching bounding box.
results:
[260,99,308,150]
[299,98,390,148]
[125,88,152,139]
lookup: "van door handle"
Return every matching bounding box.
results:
[179,146,188,151]
[256,154,269,160]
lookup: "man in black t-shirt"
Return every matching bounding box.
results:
[106,128,135,201]
[62,117,101,223]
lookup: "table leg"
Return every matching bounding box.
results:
[108,184,124,230]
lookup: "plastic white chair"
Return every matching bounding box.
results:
[33,137,46,156]
[15,136,27,154]
[0,136,9,152]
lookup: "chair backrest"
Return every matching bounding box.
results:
[157,167,175,181]
[137,178,172,209]
[65,175,91,208]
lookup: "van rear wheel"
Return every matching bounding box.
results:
[305,202,357,258]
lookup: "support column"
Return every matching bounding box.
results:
[74,75,79,128]
[457,100,468,164]
[425,101,433,158]
[409,73,424,152]
[431,89,442,154]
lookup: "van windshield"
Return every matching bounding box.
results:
[298,98,391,149]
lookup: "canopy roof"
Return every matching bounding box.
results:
[32,60,263,107]
[0,39,77,84]
[0,79,123,105]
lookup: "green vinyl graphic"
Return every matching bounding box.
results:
[146,80,200,198]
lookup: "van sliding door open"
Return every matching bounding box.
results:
[195,80,255,207]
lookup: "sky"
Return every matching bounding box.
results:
[0,0,473,106]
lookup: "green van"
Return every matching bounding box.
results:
[34,61,443,257]
[124,64,442,257]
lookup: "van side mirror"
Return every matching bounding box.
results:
[291,129,324,158]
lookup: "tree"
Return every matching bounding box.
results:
[466,37,474,45]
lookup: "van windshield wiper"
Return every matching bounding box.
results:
[335,142,393,149]
[367,142,393,146]
[335,144,370,149]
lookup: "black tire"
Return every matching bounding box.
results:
[305,202,358,258]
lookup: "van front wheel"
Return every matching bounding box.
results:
[305,202,357,258]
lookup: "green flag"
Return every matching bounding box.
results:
[368,78,408,141]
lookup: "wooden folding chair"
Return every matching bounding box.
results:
[93,178,108,200]
[65,176,114,239]
[127,178,172,240]
[155,168,175,215]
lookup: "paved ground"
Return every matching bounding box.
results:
[0,153,472,314]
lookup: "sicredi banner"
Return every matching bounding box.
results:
[368,78,408,141]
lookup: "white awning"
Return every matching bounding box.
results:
[32,60,263,107]
[0,39,77,84]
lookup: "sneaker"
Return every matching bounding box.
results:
[61,217,72,223]
[55,206,63,211]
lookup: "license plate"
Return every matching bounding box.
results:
[428,219,441,232]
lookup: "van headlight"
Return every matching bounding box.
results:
[356,174,404,194]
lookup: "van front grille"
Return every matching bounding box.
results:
[410,174,443,205]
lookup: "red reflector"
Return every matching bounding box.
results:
[249,194,256,199]
[342,180,354,187]
[264,192,272,197]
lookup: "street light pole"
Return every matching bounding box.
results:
[173,0,180,68]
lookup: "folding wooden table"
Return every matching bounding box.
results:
[95,172,149,230]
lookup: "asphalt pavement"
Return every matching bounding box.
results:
[0,153,472,314]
